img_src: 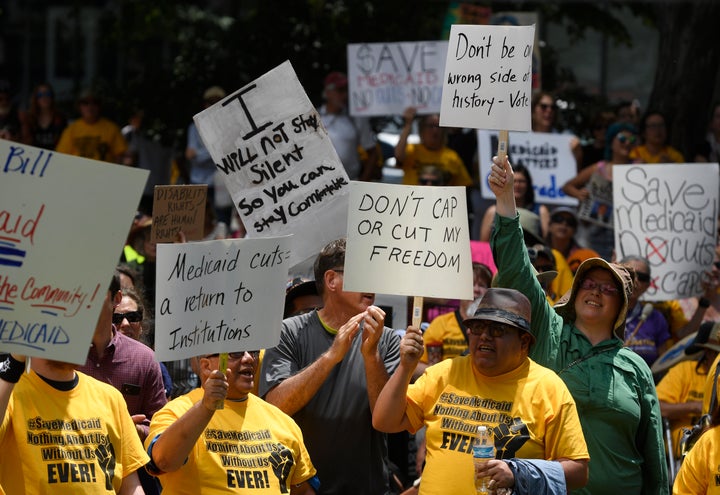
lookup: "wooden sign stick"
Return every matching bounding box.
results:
[412,296,424,327]
[214,352,229,410]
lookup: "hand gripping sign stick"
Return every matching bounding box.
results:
[412,296,424,328]
[215,353,229,410]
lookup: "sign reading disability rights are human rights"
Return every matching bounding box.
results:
[440,24,535,131]
[193,61,350,267]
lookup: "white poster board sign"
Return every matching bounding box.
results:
[478,130,578,206]
[0,140,148,364]
[193,61,350,267]
[347,41,448,117]
[614,163,719,300]
[154,236,290,361]
[343,182,472,299]
[440,24,535,131]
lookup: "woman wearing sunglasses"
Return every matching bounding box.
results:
[21,82,67,149]
[562,122,639,261]
[489,154,668,494]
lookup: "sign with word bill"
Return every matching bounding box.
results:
[343,181,472,299]
[614,163,719,300]
[477,130,578,206]
[440,24,535,131]
[151,184,207,243]
[154,236,290,361]
[347,41,449,117]
[0,139,148,364]
[193,61,350,267]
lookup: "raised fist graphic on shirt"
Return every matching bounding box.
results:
[94,434,116,490]
[268,445,293,493]
[493,417,529,459]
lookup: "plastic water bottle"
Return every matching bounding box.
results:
[472,425,495,494]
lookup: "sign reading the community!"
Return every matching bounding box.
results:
[151,184,207,243]
[614,163,719,300]
[347,41,449,117]
[193,61,350,267]
[477,130,578,206]
[154,236,290,361]
[440,24,535,131]
[343,182,472,299]
[0,139,148,364]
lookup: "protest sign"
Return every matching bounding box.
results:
[347,41,448,117]
[439,24,535,131]
[154,236,290,362]
[343,181,473,300]
[0,139,148,364]
[193,61,350,267]
[151,184,207,243]
[578,170,613,228]
[477,130,578,206]
[614,163,719,300]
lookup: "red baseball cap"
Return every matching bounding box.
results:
[324,72,348,90]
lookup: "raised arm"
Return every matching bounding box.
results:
[394,107,416,165]
[265,312,365,416]
[488,155,517,218]
[372,326,423,433]
[149,368,228,473]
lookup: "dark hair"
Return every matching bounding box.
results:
[639,110,668,134]
[116,263,139,288]
[109,271,121,295]
[512,163,536,208]
[313,238,346,296]
[531,90,554,110]
[619,255,651,276]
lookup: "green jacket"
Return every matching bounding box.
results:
[491,213,668,495]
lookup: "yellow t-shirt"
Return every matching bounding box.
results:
[629,145,685,164]
[702,353,720,415]
[0,371,149,495]
[56,117,127,162]
[421,311,467,363]
[148,389,315,494]
[400,143,473,186]
[673,425,720,494]
[406,356,588,494]
[655,359,706,456]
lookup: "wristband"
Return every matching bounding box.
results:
[0,354,25,383]
[699,297,711,309]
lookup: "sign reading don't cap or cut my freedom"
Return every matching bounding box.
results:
[0,139,148,364]
[193,61,350,267]
[154,236,291,362]
[440,24,535,131]
[343,182,472,300]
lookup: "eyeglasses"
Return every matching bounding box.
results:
[579,278,620,296]
[419,177,442,186]
[112,311,142,325]
[616,134,637,145]
[205,351,260,360]
[468,321,518,338]
[550,214,577,228]
[537,103,555,111]
[635,271,651,283]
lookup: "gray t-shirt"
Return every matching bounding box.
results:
[259,310,401,495]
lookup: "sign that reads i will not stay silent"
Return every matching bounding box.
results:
[343,182,473,300]
[154,236,291,362]
[614,163,719,301]
[440,24,535,131]
[193,61,350,267]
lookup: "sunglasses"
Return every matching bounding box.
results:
[616,134,637,145]
[550,214,577,228]
[579,278,620,296]
[468,321,518,338]
[205,351,260,360]
[112,311,142,325]
[635,271,651,283]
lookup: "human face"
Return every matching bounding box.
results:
[79,98,100,124]
[203,351,259,399]
[532,96,555,132]
[466,320,530,377]
[324,86,348,112]
[643,114,667,146]
[35,86,53,108]
[329,269,375,313]
[288,294,323,317]
[549,212,577,241]
[574,268,622,329]
[625,259,651,302]
[612,132,637,161]
[113,296,142,340]
[513,172,528,204]
[472,266,490,300]
[420,115,443,150]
